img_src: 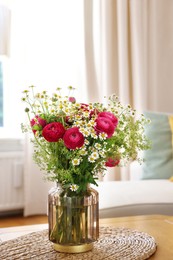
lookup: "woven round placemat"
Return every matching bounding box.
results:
[0,227,157,260]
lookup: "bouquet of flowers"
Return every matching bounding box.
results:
[21,85,150,193]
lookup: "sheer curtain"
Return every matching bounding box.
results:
[84,0,173,181]
[7,0,86,216]
[0,4,10,55]
[4,0,173,215]
[20,1,86,216]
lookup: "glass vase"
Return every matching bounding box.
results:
[48,183,99,253]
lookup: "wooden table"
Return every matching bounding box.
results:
[100,215,173,259]
[0,215,173,259]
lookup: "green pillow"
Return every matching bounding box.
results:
[141,111,173,179]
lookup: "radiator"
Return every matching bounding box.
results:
[0,152,24,212]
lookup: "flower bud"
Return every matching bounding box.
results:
[69,97,76,103]
[25,108,30,112]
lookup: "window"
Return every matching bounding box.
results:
[0,61,3,127]
[0,1,85,138]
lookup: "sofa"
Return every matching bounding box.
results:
[94,178,173,218]
[94,111,173,218]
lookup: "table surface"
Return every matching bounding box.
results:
[0,214,173,259]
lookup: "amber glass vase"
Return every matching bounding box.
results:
[48,183,99,253]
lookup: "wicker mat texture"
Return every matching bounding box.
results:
[0,226,157,260]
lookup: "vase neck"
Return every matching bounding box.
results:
[56,182,91,192]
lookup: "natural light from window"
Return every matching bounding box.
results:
[0,60,3,127]
[0,0,87,138]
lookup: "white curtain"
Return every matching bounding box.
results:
[0,4,10,55]
[3,0,173,215]
[6,0,86,216]
[23,135,54,216]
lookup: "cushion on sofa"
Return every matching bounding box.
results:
[141,111,173,179]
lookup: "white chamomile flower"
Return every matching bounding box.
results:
[83,111,90,118]
[91,132,98,139]
[91,151,99,159]
[99,150,106,158]
[87,122,92,127]
[99,132,107,140]
[85,139,90,145]
[75,103,81,108]
[89,104,93,109]
[90,119,96,126]
[80,149,87,156]
[95,143,102,150]
[88,155,95,163]
[64,108,69,113]
[79,127,85,132]
[75,114,82,120]
[75,121,81,127]
[91,147,97,152]
[80,128,90,137]
[72,158,81,166]
[70,184,79,192]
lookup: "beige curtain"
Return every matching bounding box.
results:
[84,0,173,180]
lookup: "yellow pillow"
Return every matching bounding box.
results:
[169,116,173,182]
[169,176,173,182]
[169,116,173,146]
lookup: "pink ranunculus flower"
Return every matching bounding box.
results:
[63,127,85,150]
[69,97,76,103]
[95,116,115,138]
[30,115,47,134]
[98,111,118,127]
[105,158,120,167]
[42,122,65,142]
